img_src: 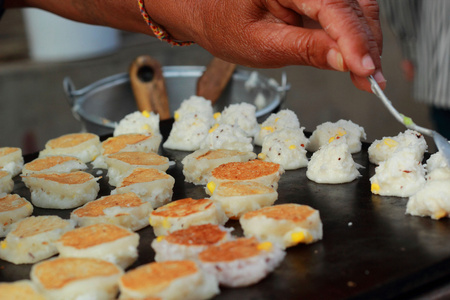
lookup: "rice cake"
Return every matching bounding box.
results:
[114,110,161,137]
[112,167,175,209]
[0,215,75,264]
[22,155,87,176]
[0,147,23,177]
[118,260,219,300]
[208,181,278,219]
[181,148,256,185]
[21,171,100,209]
[200,123,254,152]
[0,170,13,194]
[0,280,45,300]
[151,224,233,262]
[198,237,285,287]
[149,198,228,236]
[240,203,323,249]
[216,103,259,137]
[254,109,301,146]
[56,223,139,268]
[208,159,284,193]
[71,192,152,231]
[104,151,169,186]
[0,193,33,237]
[31,257,123,300]
[39,133,101,163]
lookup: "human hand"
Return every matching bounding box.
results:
[148,0,385,92]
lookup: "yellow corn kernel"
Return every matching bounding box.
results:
[289,144,296,150]
[291,231,313,244]
[174,111,180,121]
[209,123,219,133]
[383,138,398,148]
[274,117,280,123]
[337,128,347,136]
[162,218,171,229]
[156,236,165,242]
[213,112,221,119]
[141,124,151,131]
[257,241,273,251]
[371,183,380,193]
[1,241,6,249]
[142,110,150,118]
[258,153,266,160]
[433,209,447,220]
[262,126,274,133]
[207,181,216,194]
[328,136,335,143]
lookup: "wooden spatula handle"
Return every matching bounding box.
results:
[196,57,236,104]
[129,55,171,120]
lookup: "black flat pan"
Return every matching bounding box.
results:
[1,119,449,299]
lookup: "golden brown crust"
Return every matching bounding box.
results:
[0,147,20,157]
[107,151,167,166]
[33,257,120,289]
[23,171,94,185]
[211,160,280,180]
[120,168,169,187]
[242,203,315,222]
[0,194,28,212]
[165,224,227,245]
[58,223,133,249]
[120,261,197,293]
[24,156,78,171]
[151,198,213,218]
[0,170,10,179]
[46,133,97,149]
[102,134,151,155]
[198,237,261,262]
[73,193,144,217]
[12,216,70,238]
[196,149,245,160]
[215,181,274,197]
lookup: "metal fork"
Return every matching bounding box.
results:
[368,75,450,165]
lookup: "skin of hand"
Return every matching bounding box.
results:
[7,0,384,92]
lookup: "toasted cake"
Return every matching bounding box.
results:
[181,148,256,185]
[151,224,233,262]
[0,280,45,300]
[21,171,100,209]
[56,223,139,269]
[119,260,219,300]
[31,257,123,300]
[38,133,101,163]
[112,167,175,209]
[149,198,228,236]
[240,203,323,249]
[0,147,24,177]
[0,170,13,194]
[22,155,87,176]
[198,237,285,287]
[0,215,75,264]
[0,193,33,237]
[208,159,284,193]
[104,151,170,186]
[207,180,278,219]
[71,192,152,231]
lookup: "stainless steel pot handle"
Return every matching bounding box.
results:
[63,77,77,107]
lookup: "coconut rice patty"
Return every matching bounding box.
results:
[151,224,233,262]
[0,193,33,237]
[198,237,285,287]
[71,192,152,231]
[149,198,228,236]
[119,260,219,300]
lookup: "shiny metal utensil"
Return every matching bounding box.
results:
[368,75,450,164]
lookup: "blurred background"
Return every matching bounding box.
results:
[0,8,435,155]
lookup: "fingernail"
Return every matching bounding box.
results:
[362,54,375,70]
[374,70,386,84]
[327,49,345,72]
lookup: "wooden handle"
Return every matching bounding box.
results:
[196,57,236,104]
[129,55,171,120]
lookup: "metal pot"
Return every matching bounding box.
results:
[63,66,290,136]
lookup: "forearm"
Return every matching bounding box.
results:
[5,0,153,35]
